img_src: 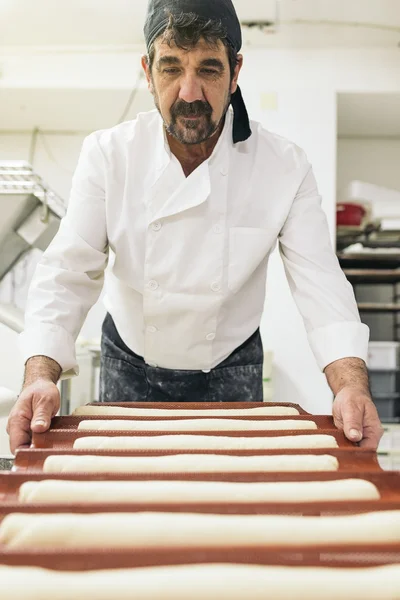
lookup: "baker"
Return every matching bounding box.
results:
[7,0,383,453]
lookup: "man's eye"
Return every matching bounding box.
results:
[164,68,180,74]
[201,69,219,75]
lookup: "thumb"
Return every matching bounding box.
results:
[340,402,364,443]
[31,404,53,432]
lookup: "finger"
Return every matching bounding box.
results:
[31,397,57,432]
[8,413,32,455]
[359,436,379,450]
[31,413,52,432]
[339,403,364,443]
[332,412,345,436]
[359,424,384,451]
[333,415,343,430]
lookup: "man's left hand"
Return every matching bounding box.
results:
[332,387,384,450]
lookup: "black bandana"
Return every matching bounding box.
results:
[144,0,252,144]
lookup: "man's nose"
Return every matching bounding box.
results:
[178,73,204,104]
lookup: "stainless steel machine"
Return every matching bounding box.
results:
[0,159,65,329]
[0,161,65,282]
[0,160,70,412]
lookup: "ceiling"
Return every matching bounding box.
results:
[338,93,400,137]
[1,0,400,49]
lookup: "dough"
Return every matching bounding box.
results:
[17,478,380,505]
[43,453,339,474]
[0,564,399,600]
[1,511,398,550]
[77,419,317,432]
[73,434,338,451]
[73,405,300,417]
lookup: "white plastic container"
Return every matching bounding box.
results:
[367,342,400,370]
[344,180,400,219]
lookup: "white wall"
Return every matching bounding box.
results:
[1,47,400,412]
[337,138,400,196]
[240,48,400,413]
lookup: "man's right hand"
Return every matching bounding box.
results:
[7,379,60,454]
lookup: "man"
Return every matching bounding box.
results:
[7,0,383,453]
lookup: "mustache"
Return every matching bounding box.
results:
[171,100,212,118]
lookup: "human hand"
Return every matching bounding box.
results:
[7,379,60,454]
[332,386,384,450]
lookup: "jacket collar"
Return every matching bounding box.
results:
[146,109,232,224]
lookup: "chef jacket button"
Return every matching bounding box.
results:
[211,282,221,292]
[202,369,211,373]
[213,224,222,234]
[152,221,162,232]
[148,362,158,368]
[220,166,228,176]
[147,325,157,333]
[148,280,159,291]
[206,333,216,341]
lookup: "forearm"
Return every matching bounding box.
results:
[23,356,62,389]
[20,220,108,377]
[324,357,370,396]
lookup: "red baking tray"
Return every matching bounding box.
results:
[12,447,381,473]
[1,471,399,504]
[1,497,400,517]
[81,401,310,414]
[51,414,335,429]
[31,429,353,450]
[1,545,400,570]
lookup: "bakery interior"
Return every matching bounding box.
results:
[0,0,400,597]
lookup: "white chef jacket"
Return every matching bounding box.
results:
[20,108,369,377]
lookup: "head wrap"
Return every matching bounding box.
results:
[144,0,251,144]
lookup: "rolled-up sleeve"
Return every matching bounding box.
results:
[279,159,369,371]
[19,132,109,377]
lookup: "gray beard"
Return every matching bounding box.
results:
[166,113,218,145]
[154,94,231,146]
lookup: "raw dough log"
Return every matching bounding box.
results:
[17,478,380,505]
[1,511,398,550]
[73,405,300,417]
[77,418,317,432]
[73,434,338,451]
[1,564,400,600]
[43,453,339,474]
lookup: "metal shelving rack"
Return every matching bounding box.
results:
[338,251,400,422]
[339,253,400,344]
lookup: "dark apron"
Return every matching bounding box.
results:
[99,313,264,403]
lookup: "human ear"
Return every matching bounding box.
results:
[141,55,154,94]
[231,54,243,94]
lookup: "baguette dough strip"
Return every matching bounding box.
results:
[43,453,339,474]
[1,510,398,549]
[73,405,300,417]
[0,564,399,600]
[73,434,338,451]
[77,419,317,432]
[17,478,380,505]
